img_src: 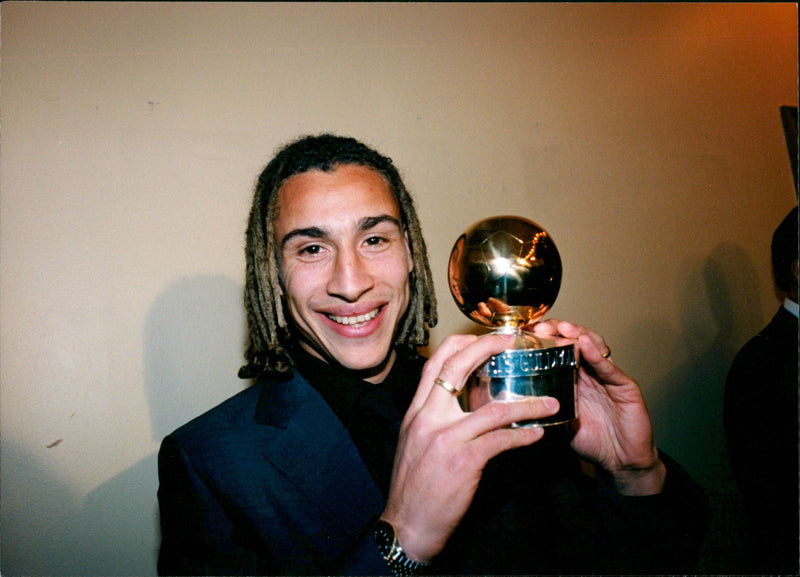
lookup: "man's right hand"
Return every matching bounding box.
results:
[380,333,559,563]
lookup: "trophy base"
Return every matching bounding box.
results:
[459,343,578,427]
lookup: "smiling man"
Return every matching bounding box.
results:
[157,134,708,576]
[274,164,413,382]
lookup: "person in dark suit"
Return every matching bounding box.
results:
[724,206,798,575]
[157,134,708,575]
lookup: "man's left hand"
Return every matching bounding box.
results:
[529,319,667,496]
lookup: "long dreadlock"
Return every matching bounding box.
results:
[238,134,438,380]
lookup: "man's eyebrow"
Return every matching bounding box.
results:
[280,215,402,248]
[358,214,402,232]
[280,226,326,248]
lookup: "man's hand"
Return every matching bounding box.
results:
[381,333,560,563]
[530,319,667,496]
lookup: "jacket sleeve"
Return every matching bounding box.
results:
[588,451,710,574]
[431,437,710,576]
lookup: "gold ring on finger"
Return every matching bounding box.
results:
[434,377,459,395]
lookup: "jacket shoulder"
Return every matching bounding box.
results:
[166,383,262,444]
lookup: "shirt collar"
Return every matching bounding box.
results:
[292,346,366,418]
[291,346,420,424]
[783,298,799,318]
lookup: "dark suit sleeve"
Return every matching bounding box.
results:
[432,441,709,575]
[157,435,277,576]
[588,451,709,574]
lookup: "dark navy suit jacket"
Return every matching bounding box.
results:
[158,373,389,575]
[159,367,709,575]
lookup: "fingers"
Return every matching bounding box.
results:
[528,318,560,338]
[462,395,560,440]
[527,319,579,348]
[529,319,634,388]
[406,334,478,414]
[530,319,612,362]
[405,330,561,442]
[577,333,610,363]
[546,320,605,351]
[434,333,513,392]
[409,332,514,414]
[468,417,547,462]
[576,334,634,387]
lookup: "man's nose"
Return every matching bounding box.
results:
[327,248,374,302]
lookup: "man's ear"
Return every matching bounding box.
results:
[404,229,414,274]
[274,270,287,327]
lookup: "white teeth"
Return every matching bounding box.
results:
[328,308,380,326]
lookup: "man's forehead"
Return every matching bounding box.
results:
[280,164,389,190]
[274,164,402,232]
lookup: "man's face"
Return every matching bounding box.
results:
[274,164,413,382]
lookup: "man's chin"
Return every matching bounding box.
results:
[337,351,395,381]
[299,340,396,382]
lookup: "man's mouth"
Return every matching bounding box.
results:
[326,307,381,327]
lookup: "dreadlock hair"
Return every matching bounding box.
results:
[238,134,438,380]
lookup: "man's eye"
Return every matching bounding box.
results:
[365,236,387,247]
[299,244,323,256]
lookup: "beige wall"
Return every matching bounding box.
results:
[1,2,796,575]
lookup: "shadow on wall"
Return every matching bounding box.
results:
[1,442,84,576]
[635,242,764,574]
[74,275,248,576]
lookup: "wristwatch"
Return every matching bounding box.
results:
[372,519,430,576]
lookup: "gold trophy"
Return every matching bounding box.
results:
[448,216,577,426]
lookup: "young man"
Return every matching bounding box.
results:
[158,134,707,575]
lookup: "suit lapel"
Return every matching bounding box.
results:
[254,374,384,539]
